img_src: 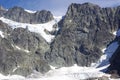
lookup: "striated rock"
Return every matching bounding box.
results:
[45,3,119,67]
[4,6,53,23]
[32,10,54,23]
[5,6,31,23]
[0,21,50,76]
[0,20,12,34]
[0,38,50,76]
[9,27,49,53]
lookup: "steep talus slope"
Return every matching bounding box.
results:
[0,21,50,76]
[1,6,53,23]
[45,3,120,67]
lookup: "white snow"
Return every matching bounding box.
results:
[12,66,20,72]
[113,29,120,37]
[11,44,30,53]
[25,9,36,13]
[113,31,117,36]
[101,48,106,53]
[0,31,5,38]
[15,45,30,53]
[0,64,111,80]
[15,46,21,50]
[0,16,62,43]
[50,65,56,70]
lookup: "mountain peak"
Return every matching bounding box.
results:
[69,2,100,8]
[0,5,5,11]
[8,6,24,11]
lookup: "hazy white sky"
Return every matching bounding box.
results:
[0,0,120,16]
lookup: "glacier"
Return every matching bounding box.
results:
[0,16,62,43]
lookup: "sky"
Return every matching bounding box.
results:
[0,0,120,16]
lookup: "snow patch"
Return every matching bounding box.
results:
[113,31,117,35]
[0,16,62,43]
[50,65,56,70]
[15,46,21,50]
[15,45,30,53]
[12,66,20,72]
[101,48,106,53]
[11,44,30,53]
[25,9,36,13]
[0,31,5,38]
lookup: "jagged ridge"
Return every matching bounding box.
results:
[0,6,53,23]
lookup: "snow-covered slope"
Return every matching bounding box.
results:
[91,42,119,68]
[0,16,62,43]
[0,64,111,80]
[91,30,119,69]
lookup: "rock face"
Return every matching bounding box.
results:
[0,6,53,23]
[0,20,50,76]
[45,3,120,67]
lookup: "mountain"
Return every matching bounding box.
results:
[1,6,54,23]
[0,21,51,76]
[45,3,118,67]
[0,2,120,79]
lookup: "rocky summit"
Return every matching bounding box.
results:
[45,3,119,67]
[1,6,54,24]
[0,2,120,77]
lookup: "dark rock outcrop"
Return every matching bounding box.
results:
[45,3,120,67]
[0,20,12,38]
[0,6,53,23]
